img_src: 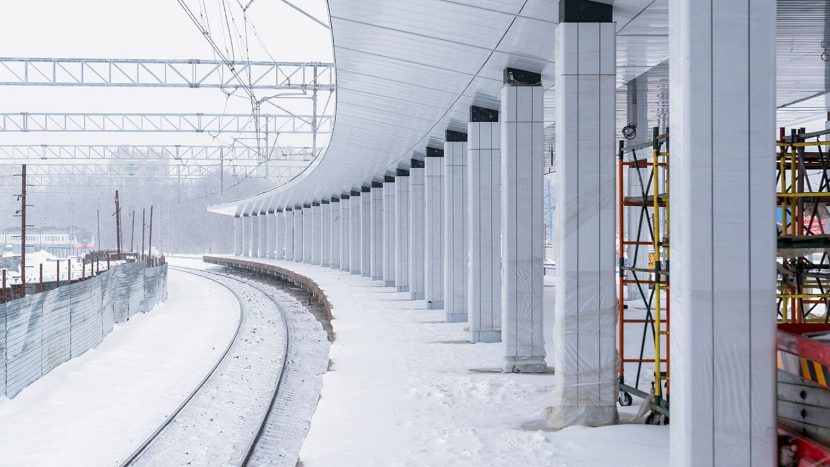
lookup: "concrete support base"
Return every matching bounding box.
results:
[426,300,444,310]
[471,330,500,344]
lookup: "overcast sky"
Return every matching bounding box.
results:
[0,0,333,148]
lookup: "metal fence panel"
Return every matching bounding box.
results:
[1,263,167,398]
[41,286,71,375]
[0,302,6,395]
[69,278,103,358]
[5,294,44,397]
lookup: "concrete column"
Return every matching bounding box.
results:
[444,131,469,323]
[424,148,444,309]
[382,176,396,286]
[330,198,341,269]
[303,204,313,263]
[468,106,501,343]
[360,186,372,277]
[284,208,294,261]
[258,211,267,258]
[311,202,322,265]
[670,0,776,464]
[549,12,616,425]
[233,215,242,256]
[409,159,426,300]
[275,209,284,259]
[321,200,331,267]
[370,182,384,280]
[265,211,274,259]
[500,67,547,374]
[240,214,248,256]
[293,206,304,262]
[625,77,651,300]
[349,191,362,274]
[245,214,254,257]
[251,213,260,257]
[395,169,410,292]
[340,194,351,271]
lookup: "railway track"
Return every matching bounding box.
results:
[120,265,300,467]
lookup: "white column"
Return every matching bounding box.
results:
[444,131,469,323]
[251,213,260,257]
[382,176,396,286]
[409,159,426,300]
[233,215,242,256]
[424,148,444,309]
[321,200,331,267]
[360,186,372,277]
[549,19,617,426]
[670,0,776,464]
[302,205,312,263]
[370,182,384,280]
[275,210,284,259]
[468,107,501,343]
[500,68,547,374]
[258,212,266,258]
[330,198,341,269]
[294,207,304,262]
[340,195,351,271]
[395,169,410,292]
[349,192,362,274]
[284,209,294,261]
[245,214,253,257]
[311,203,322,265]
[265,211,274,259]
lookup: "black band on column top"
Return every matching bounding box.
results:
[384,175,395,183]
[268,209,275,214]
[331,197,340,203]
[303,203,311,209]
[446,129,468,142]
[362,185,371,193]
[396,168,410,176]
[277,208,284,213]
[341,194,350,200]
[312,202,320,206]
[411,159,425,168]
[503,67,542,86]
[560,0,612,23]
[350,190,360,196]
[321,199,330,204]
[372,180,383,188]
[285,207,292,212]
[426,147,444,158]
[259,210,267,215]
[471,105,499,122]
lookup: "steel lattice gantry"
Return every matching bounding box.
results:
[0,144,317,163]
[0,112,333,134]
[0,57,334,90]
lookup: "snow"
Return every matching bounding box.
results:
[0,268,239,466]
[221,257,669,467]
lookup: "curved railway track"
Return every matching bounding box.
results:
[120,265,299,467]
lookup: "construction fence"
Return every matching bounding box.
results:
[0,262,168,398]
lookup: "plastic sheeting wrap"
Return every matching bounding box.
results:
[0,263,168,398]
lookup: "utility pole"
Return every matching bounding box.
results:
[115,190,122,256]
[148,205,154,260]
[19,164,27,296]
[130,209,135,253]
[96,208,101,253]
[141,208,146,260]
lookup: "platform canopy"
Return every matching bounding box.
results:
[209,0,830,216]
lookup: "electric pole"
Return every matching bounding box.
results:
[19,164,27,296]
[148,205,154,260]
[115,190,122,256]
[130,209,135,253]
[141,208,146,260]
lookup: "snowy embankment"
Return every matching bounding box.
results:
[0,269,239,466]
[223,257,669,467]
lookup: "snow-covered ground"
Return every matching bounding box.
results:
[220,257,669,467]
[0,268,239,466]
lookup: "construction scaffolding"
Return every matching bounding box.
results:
[776,126,830,332]
[617,127,670,423]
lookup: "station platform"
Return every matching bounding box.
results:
[205,255,670,467]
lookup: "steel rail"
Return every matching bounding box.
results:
[119,266,290,466]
